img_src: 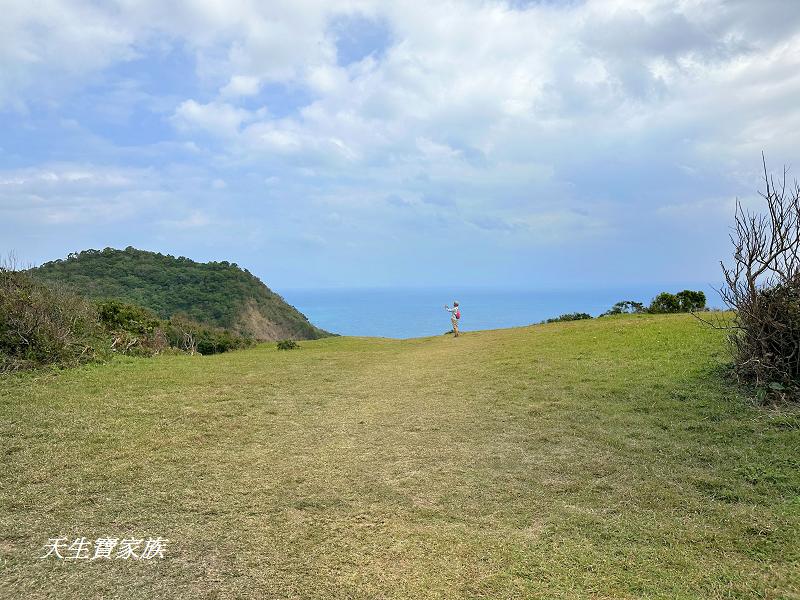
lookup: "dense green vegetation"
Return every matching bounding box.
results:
[601,300,646,316]
[649,289,707,313]
[0,269,254,372]
[543,312,592,323]
[542,290,707,324]
[276,339,300,350]
[96,299,254,357]
[0,267,101,372]
[2,314,797,598]
[602,290,706,316]
[30,247,329,340]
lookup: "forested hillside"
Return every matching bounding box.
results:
[30,247,329,341]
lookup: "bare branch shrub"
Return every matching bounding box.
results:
[719,155,800,401]
[95,299,168,356]
[165,315,199,355]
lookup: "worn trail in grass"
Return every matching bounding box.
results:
[1,314,798,599]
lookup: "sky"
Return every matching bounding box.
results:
[1,0,799,291]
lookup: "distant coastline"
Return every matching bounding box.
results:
[282,285,725,339]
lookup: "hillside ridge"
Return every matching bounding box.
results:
[29,247,330,341]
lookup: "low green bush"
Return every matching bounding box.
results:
[601,300,645,316]
[96,299,161,335]
[96,300,167,356]
[165,315,254,355]
[276,339,299,350]
[544,313,592,323]
[0,268,100,372]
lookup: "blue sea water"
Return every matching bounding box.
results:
[281,285,724,339]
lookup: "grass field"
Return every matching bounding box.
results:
[1,314,799,599]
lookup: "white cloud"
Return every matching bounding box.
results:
[3,0,800,286]
[145,0,800,193]
[7,0,800,169]
[0,164,162,224]
[0,164,141,190]
[0,1,138,111]
[158,210,214,230]
[220,75,261,97]
[172,100,262,137]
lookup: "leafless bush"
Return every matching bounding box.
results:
[166,316,199,355]
[718,156,800,402]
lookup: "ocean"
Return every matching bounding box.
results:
[281,285,724,339]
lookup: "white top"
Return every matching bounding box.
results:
[445,305,460,319]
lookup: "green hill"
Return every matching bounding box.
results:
[29,247,329,341]
[2,314,798,598]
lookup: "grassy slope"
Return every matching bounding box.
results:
[1,314,798,599]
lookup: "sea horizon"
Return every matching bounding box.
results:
[281,284,725,339]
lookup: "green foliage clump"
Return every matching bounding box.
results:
[96,299,161,335]
[602,300,645,316]
[544,312,592,323]
[675,289,707,312]
[0,268,100,372]
[165,315,254,355]
[1,271,256,373]
[30,247,329,340]
[276,339,299,350]
[95,300,253,357]
[96,300,168,356]
[648,290,706,314]
[601,290,707,317]
[649,292,681,314]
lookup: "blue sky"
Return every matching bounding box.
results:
[2,0,799,291]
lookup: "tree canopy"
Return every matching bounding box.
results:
[30,247,329,340]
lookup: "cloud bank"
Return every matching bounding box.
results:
[2,0,799,289]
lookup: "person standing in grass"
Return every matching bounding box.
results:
[444,301,461,337]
